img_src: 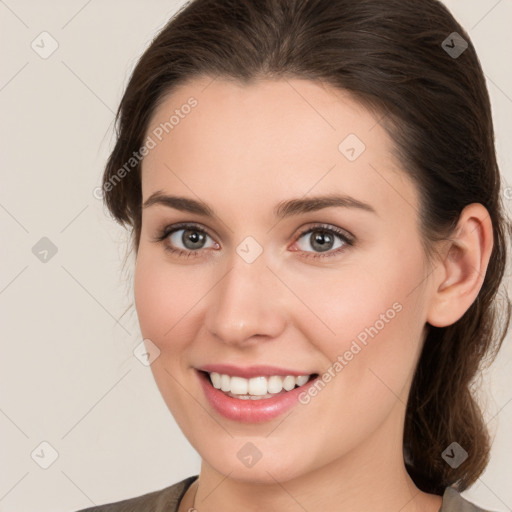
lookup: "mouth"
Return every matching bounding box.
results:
[196,369,320,423]
[199,370,319,400]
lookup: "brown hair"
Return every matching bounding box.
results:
[101,0,511,495]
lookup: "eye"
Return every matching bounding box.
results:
[153,222,219,258]
[292,224,354,259]
[152,222,354,260]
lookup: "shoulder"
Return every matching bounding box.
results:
[441,487,498,512]
[72,475,198,512]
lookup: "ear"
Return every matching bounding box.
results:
[426,203,494,327]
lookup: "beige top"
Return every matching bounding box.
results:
[74,476,496,512]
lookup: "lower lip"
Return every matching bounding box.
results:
[196,370,319,423]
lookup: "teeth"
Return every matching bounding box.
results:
[220,374,230,392]
[208,372,313,397]
[231,376,248,395]
[296,375,309,386]
[267,375,283,394]
[283,375,296,391]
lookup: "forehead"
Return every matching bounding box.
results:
[140,76,419,223]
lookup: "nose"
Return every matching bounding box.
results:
[204,251,287,347]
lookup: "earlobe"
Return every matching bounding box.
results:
[426,203,494,328]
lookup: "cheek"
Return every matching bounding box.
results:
[134,255,170,341]
[133,251,206,426]
[134,250,203,344]
[282,269,424,465]
[292,246,426,404]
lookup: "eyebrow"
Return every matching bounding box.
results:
[142,191,377,218]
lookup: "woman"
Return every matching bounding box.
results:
[76,0,511,510]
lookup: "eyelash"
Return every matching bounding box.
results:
[152,222,355,260]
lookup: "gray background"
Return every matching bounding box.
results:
[1,1,511,511]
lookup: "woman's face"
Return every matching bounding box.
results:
[134,76,435,483]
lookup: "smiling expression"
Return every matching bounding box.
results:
[133,75,434,483]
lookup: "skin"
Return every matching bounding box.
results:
[133,76,493,512]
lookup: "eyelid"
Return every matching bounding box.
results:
[293,223,354,244]
[152,222,215,240]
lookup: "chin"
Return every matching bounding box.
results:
[201,447,313,485]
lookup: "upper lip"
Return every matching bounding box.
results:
[196,364,316,379]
